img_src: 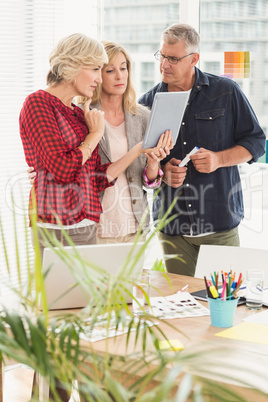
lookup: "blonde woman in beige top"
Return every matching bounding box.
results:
[90,41,169,243]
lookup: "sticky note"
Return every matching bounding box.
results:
[215,322,268,345]
[158,339,184,351]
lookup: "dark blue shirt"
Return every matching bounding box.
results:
[138,67,266,236]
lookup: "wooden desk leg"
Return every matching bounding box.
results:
[39,375,49,402]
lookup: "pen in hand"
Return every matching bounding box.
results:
[179,146,200,167]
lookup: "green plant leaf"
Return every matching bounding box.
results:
[3,310,31,354]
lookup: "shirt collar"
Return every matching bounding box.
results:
[158,82,169,92]
[193,67,209,89]
[159,67,209,93]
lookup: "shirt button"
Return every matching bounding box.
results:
[132,200,137,205]
[182,122,185,125]
[129,177,134,183]
[183,142,187,145]
[188,204,192,207]
[186,183,189,187]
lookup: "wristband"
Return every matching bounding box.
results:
[143,165,164,189]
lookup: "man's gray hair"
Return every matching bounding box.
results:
[161,23,200,53]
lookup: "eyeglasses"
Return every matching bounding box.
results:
[154,51,195,65]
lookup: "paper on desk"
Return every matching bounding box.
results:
[80,292,210,341]
[79,311,156,342]
[150,291,209,319]
[215,322,268,345]
[243,309,268,325]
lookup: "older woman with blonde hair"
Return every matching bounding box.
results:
[22,34,172,254]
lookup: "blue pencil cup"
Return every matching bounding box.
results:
[207,297,239,327]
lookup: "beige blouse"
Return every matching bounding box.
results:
[96,120,139,238]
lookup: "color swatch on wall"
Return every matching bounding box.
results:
[224,51,250,78]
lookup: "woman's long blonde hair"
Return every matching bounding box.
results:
[77,41,138,114]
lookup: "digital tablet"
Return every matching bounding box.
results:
[142,91,190,149]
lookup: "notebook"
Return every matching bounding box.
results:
[41,242,145,310]
[142,91,190,148]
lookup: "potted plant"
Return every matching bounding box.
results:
[0,198,267,401]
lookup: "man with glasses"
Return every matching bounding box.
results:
[139,23,265,277]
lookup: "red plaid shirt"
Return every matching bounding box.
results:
[20,90,113,225]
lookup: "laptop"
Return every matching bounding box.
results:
[41,242,145,310]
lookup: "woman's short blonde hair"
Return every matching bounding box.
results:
[47,33,108,85]
[90,41,137,114]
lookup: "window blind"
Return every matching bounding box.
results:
[0,0,64,295]
[0,1,103,296]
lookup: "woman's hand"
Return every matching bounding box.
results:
[143,130,173,164]
[83,100,105,140]
[141,131,173,184]
[106,131,173,184]
[79,100,106,164]
[27,166,36,185]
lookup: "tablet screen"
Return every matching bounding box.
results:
[142,91,190,149]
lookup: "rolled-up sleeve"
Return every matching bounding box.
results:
[94,154,116,192]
